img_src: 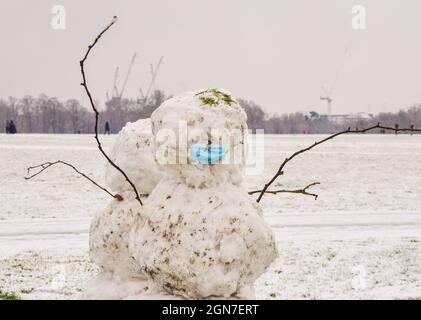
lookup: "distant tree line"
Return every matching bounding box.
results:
[239,99,421,134]
[0,91,167,134]
[1,91,420,134]
[1,94,94,134]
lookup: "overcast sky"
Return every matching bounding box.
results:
[1,0,420,115]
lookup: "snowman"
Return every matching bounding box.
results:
[128,89,277,299]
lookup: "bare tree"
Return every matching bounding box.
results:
[65,99,82,133]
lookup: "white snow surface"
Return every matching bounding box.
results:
[1,133,421,299]
[79,273,179,300]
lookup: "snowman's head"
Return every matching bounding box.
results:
[150,88,248,186]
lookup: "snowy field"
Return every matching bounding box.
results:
[1,133,421,299]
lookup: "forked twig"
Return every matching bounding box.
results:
[79,16,142,205]
[249,182,320,200]
[255,123,421,203]
[25,160,122,201]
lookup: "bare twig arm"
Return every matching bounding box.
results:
[255,123,421,203]
[79,16,143,205]
[25,160,122,201]
[249,182,320,199]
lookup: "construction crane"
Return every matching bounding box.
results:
[137,88,145,100]
[106,66,120,100]
[320,97,333,115]
[144,56,164,101]
[112,67,120,97]
[119,52,137,98]
[320,86,333,115]
[150,64,157,92]
[320,41,352,116]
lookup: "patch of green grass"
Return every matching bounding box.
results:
[199,96,217,106]
[0,290,20,300]
[195,88,237,106]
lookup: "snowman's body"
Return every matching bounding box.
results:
[129,177,276,298]
[129,89,277,299]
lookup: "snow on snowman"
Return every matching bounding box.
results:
[84,88,277,299]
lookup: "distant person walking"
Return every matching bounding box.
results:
[105,121,111,135]
[8,120,17,134]
[410,123,415,136]
[394,123,399,135]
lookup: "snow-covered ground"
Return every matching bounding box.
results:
[1,133,421,299]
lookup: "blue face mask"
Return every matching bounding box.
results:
[190,144,225,164]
